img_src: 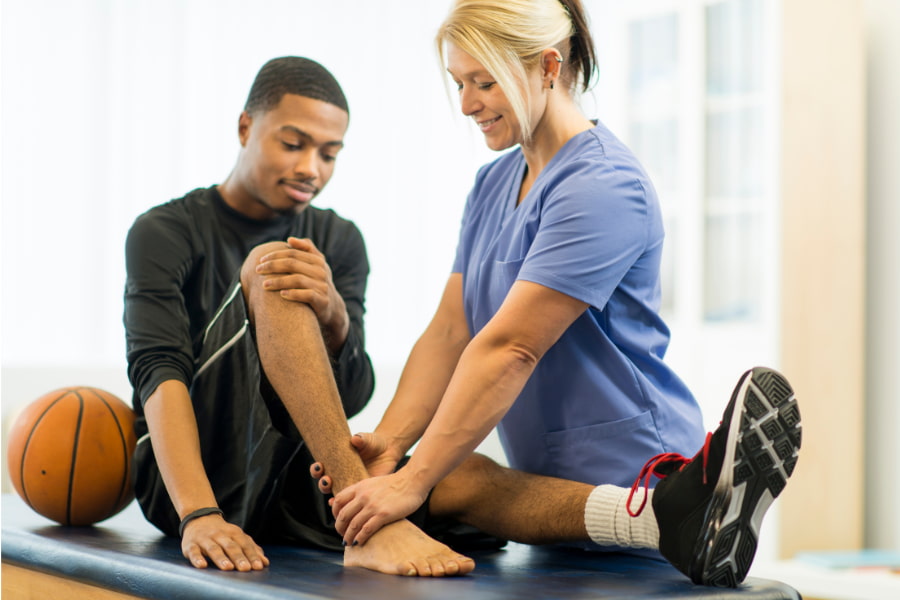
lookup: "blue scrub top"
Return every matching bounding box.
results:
[452,122,704,488]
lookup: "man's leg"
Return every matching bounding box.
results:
[429,454,659,549]
[241,242,473,577]
[429,453,591,544]
[430,367,801,588]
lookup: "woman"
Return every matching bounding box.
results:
[323,0,801,587]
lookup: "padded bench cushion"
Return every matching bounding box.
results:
[1,495,799,599]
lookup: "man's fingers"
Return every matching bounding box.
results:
[182,523,269,572]
[256,252,319,271]
[229,536,269,570]
[183,543,209,569]
[216,536,257,572]
[261,273,322,292]
[287,237,322,256]
[200,541,235,571]
[241,542,269,570]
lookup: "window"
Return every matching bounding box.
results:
[590,0,780,430]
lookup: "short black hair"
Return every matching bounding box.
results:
[243,56,349,116]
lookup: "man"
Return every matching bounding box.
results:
[124,56,477,577]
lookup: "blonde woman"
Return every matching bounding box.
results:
[317,0,801,587]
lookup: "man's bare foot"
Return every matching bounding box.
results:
[343,519,475,577]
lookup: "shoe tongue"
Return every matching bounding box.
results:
[655,457,688,477]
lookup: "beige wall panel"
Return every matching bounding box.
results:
[778,0,866,557]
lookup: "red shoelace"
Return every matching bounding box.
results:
[626,432,712,517]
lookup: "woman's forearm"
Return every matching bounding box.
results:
[401,331,538,491]
[398,279,589,493]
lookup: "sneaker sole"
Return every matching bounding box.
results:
[693,367,801,587]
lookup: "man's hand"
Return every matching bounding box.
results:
[310,432,402,495]
[255,237,349,348]
[181,512,269,571]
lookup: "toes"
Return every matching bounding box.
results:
[411,558,432,576]
[457,556,476,575]
[444,560,459,576]
[427,557,446,577]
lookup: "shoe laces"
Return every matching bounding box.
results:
[626,432,713,517]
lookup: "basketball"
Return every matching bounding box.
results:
[6,386,137,526]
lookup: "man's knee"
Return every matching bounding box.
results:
[240,241,316,325]
[240,241,290,290]
[432,453,505,516]
[455,453,503,479]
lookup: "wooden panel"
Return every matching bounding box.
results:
[2,563,143,600]
[777,0,866,557]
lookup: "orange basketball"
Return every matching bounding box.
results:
[6,386,137,526]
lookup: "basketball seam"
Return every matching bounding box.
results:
[95,388,132,512]
[18,389,70,512]
[67,390,86,526]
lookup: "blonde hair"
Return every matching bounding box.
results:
[436,0,597,142]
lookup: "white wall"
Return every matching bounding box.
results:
[863,0,900,552]
[0,0,501,371]
[0,0,505,489]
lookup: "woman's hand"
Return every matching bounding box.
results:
[310,432,402,495]
[330,470,429,547]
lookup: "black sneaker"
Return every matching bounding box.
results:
[629,367,801,587]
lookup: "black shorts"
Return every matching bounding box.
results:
[133,279,503,552]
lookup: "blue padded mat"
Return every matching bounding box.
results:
[1,495,799,599]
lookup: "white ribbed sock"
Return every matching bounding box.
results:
[584,484,659,549]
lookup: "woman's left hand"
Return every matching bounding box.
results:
[331,471,429,547]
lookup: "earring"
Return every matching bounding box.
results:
[550,80,555,90]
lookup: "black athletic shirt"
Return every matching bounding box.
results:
[123,185,374,421]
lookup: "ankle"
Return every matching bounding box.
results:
[584,484,659,549]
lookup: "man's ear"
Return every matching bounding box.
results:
[238,111,252,146]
